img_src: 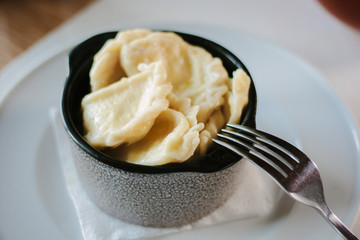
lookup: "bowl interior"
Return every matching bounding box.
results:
[61,30,257,174]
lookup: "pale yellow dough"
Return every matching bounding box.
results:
[82,29,250,165]
[82,61,172,148]
[104,109,204,165]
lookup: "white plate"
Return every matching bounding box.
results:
[0,25,359,240]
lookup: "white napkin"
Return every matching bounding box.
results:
[50,108,280,240]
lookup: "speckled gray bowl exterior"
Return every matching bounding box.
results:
[62,30,257,228]
[70,139,244,227]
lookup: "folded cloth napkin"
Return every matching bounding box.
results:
[50,108,280,240]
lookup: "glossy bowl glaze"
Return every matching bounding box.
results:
[61,30,257,227]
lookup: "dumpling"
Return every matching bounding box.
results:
[198,108,226,155]
[120,31,192,89]
[90,29,152,91]
[226,69,251,124]
[120,31,230,124]
[104,109,204,165]
[167,92,199,128]
[180,45,229,123]
[90,49,126,91]
[82,61,172,148]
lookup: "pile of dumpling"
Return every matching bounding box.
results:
[81,29,250,166]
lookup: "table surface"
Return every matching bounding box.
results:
[0,0,95,70]
[0,0,359,238]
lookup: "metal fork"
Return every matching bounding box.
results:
[213,123,359,240]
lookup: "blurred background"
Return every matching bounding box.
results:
[0,0,359,70]
[0,0,95,69]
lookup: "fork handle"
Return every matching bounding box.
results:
[318,203,359,240]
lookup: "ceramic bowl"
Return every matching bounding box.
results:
[61,30,257,228]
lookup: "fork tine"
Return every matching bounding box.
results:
[221,128,297,171]
[227,123,304,163]
[214,135,288,180]
[217,131,294,176]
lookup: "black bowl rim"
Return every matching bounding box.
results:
[61,30,257,174]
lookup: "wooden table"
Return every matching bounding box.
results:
[0,0,95,70]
